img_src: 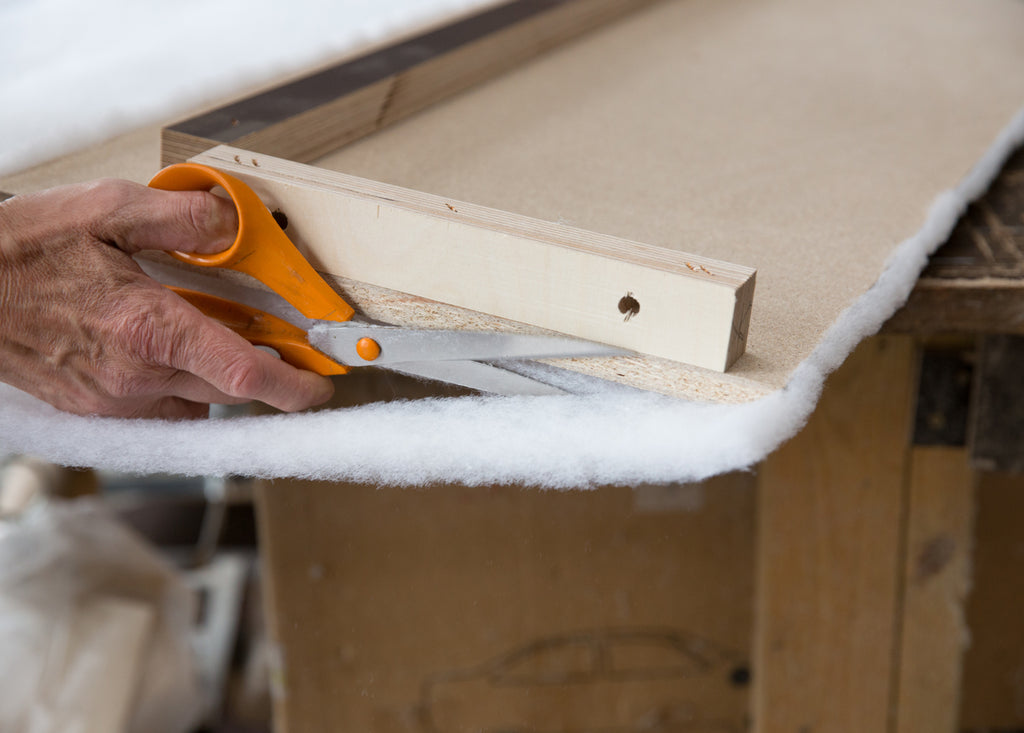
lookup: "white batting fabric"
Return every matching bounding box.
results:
[1,106,1022,486]
[0,0,494,177]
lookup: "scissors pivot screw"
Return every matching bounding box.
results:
[356,337,382,362]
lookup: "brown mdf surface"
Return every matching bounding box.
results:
[895,447,974,733]
[0,125,161,192]
[754,335,917,732]
[186,0,1024,403]
[256,463,756,733]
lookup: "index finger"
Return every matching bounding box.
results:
[86,181,239,255]
[160,292,335,412]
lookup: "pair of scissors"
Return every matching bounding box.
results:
[147,163,622,396]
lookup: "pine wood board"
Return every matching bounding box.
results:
[255,472,756,733]
[192,145,755,380]
[314,269,770,401]
[754,335,917,732]
[894,447,974,733]
[959,471,1024,729]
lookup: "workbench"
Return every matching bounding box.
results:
[247,154,1024,733]
[2,1,1023,730]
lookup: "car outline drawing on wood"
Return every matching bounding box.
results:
[419,627,750,733]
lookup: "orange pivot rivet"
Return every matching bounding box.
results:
[356,337,382,362]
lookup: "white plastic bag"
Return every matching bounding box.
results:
[0,497,203,733]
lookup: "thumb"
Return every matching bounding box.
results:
[87,180,239,255]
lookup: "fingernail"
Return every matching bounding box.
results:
[314,377,335,406]
[208,194,239,248]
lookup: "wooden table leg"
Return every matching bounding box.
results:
[754,335,977,732]
[894,447,973,733]
[754,336,917,732]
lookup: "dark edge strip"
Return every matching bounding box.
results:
[169,0,567,142]
[0,192,13,202]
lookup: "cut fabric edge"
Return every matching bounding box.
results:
[2,105,1022,488]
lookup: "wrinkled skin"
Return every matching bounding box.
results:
[0,179,334,418]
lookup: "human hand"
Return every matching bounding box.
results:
[0,179,335,418]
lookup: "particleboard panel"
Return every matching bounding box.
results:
[754,335,917,732]
[161,0,660,167]
[895,447,974,733]
[0,125,162,193]
[192,146,756,374]
[306,0,1024,401]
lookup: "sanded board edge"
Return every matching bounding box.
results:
[191,146,756,374]
[161,0,661,168]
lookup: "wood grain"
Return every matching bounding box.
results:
[161,0,660,167]
[886,147,1024,335]
[754,335,918,733]
[894,447,974,733]
[959,470,1024,729]
[256,469,757,733]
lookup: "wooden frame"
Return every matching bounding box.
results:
[755,335,978,733]
[162,0,661,168]
[161,0,757,384]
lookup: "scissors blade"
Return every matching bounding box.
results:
[390,360,566,396]
[307,322,626,367]
[138,258,617,394]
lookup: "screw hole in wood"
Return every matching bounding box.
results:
[618,292,640,321]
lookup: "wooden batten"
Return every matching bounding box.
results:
[191,145,756,373]
[161,0,661,168]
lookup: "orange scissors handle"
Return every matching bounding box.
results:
[148,163,355,323]
[170,288,348,375]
